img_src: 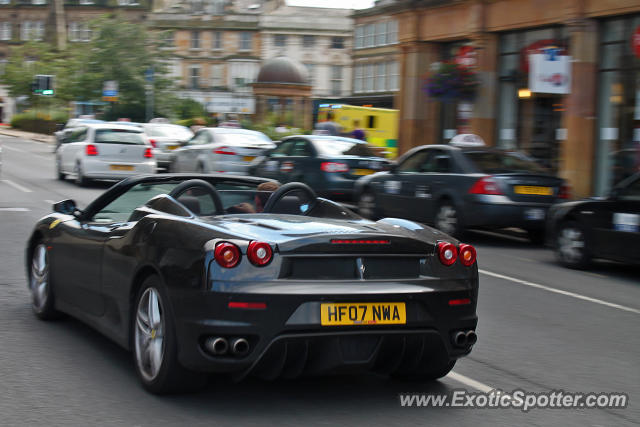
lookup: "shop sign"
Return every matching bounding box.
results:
[529,51,571,94]
[206,94,255,114]
[633,26,640,58]
[520,39,567,73]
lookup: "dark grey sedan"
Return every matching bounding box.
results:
[354,144,570,242]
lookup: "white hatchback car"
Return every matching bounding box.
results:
[172,128,275,174]
[56,123,156,186]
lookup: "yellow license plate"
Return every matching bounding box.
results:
[243,156,255,162]
[320,302,406,326]
[109,164,134,171]
[514,185,553,196]
[167,145,180,150]
[353,169,374,176]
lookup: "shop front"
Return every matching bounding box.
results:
[594,15,640,195]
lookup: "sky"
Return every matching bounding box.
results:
[287,0,375,9]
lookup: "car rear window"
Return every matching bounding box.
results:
[95,129,146,145]
[145,125,193,140]
[464,151,548,174]
[313,138,378,157]
[215,131,272,144]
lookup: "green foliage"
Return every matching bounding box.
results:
[0,13,177,120]
[173,98,208,121]
[10,110,69,134]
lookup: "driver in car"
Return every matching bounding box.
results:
[227,181,280,214]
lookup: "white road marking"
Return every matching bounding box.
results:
[480,269,640,315]
[0,207,30,212]
[1,145,26,153]
[2,179,33,193]
[447,371,495,393]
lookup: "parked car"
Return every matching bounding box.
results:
[26,174,478,394]
[250,135,391,200]
[547,172,640,268]
[172,128,275,175]
[139,123,193,172]
[54,118,104,149]
[354,141,570,242]
[55,123,156,186]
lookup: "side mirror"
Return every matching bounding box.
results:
[53,199,79,216]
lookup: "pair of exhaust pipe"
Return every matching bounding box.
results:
[452,330,477,347]
[205,337,250,357]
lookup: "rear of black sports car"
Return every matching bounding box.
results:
[170,218,479,380]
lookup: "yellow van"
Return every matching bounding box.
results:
[317,104,399,158]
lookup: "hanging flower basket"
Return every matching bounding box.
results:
[424,62,480,103]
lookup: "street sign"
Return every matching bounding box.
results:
[102,80,119,102]
[33,75,54,96]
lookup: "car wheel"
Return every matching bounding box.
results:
[74,162,89,187]
[392,359,456,381]
[555,221,591,269]
[29,243,61,320]
[357,190,379,219]
[435,201,462,238]
[56,158,65,180]
[133,276,205,394]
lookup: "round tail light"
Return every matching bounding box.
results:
[458,243,477,266]
[214,242,241,268]
[247,241,273,266]
[437,242,458,266]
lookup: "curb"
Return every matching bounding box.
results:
[0,128,55,144]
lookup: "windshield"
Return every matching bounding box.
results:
[464,151,548,174]
[313,138,378,157]
[95,129,146,145]
[145,125,193,140]
[215,131,272,145]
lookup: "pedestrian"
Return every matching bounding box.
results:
[314,111,342,136]
[351,119,366,141]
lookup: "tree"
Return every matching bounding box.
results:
[0,13,177,121]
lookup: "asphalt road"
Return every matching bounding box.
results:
[1,135,638,426]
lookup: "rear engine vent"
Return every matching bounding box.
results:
[280,257,420,280]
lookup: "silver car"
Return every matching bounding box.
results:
[56,123,156,186]
[172,128,276,174]
[140,123,193,172]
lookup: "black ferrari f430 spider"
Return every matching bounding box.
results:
[26,174,478,394]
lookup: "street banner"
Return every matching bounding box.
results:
[102,80,118,102]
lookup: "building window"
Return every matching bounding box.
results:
[304,63,314,86]
[355,25,363,49]
[239,32,252,51]
[69,22,91,42]
[118,0,139,5]
[211,0,224,14]
[274,34,286,47]
[210,64,224,87]
[79,0,94,4]
[331,65,342,96]
[21,21,32,41]
[365,63,374,92]
[191,31,200,49]
[0,0,9,5]
[331,36,344,49]
[212,31,222,50]
[387,60,399,91]
[0,22,11,41]
[386,20,397,44]
[31,0,46,4]
[189,65,200,89]
[375,22,386,46]
[364,23,374,47]
[375,62,386,92]
[162,31,174,48]
[228,60,258,92]
[302,35,315,48]
[354,64,364,93]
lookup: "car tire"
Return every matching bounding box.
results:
[434,201,463,238]
[357,189,379,219]
[75,162,89,187]
[29,242,62,320]
[132,275,206,394]
[392,359,456,382]
[555,221,591,269]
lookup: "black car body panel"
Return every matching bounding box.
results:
[26,174,478,380]
[547,173,640,264]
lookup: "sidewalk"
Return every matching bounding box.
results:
[0,127,55,144]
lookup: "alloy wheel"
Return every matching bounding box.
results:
[435,204,458,236]
[558,226,585,264]
[29,244,49,312]
[134,287,166,382]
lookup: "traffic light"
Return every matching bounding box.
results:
[32,75,54,96]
